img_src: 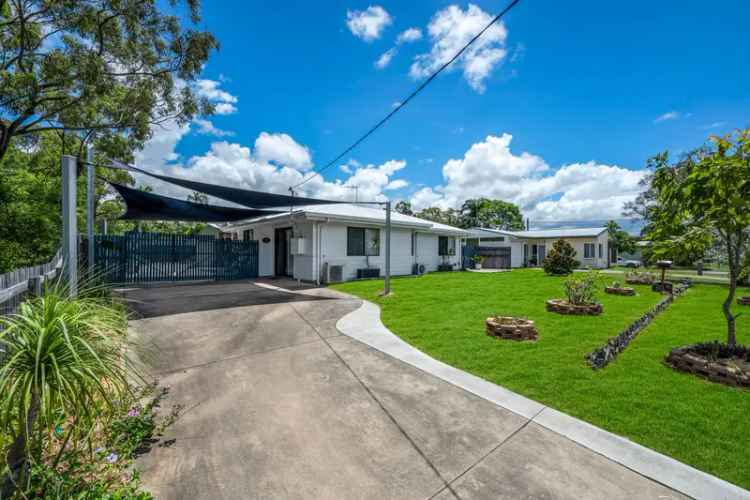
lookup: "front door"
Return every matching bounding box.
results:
[274,227,294,277]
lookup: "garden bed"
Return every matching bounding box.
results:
[486,316,538,341]
[605,285,635,296]
[545,298,603,315]
[666,342,750,388]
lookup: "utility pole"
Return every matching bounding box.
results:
[86,145,95,278]
[384,200,391,295]
[61,155,78,297]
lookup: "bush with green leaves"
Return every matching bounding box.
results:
[542,239,580,275]
[0,284,139,497]
[563,271,600,305]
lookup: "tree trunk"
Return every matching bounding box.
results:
[1,393,39,498]
[723,233,742,347]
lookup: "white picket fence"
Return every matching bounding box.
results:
[0,250,63,316]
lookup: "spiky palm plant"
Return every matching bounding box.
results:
[0,286,135,496]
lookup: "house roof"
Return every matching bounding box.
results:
[223,203,468,236]
[467,226,607,239]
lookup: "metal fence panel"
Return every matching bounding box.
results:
[94,232,258,283]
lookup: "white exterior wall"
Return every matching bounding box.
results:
[516,236,609,269]
[226,218,463,282]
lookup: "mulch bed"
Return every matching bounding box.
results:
[486,316,538,341]
[545,299,603,316]
[666,343,750,388]
[605,286,635,296]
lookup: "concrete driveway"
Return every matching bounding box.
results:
[125,280,685,500]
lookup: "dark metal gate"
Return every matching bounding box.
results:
[94,232,259,283]
[463,244,511,269]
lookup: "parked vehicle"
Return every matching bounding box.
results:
[617,257,642,268]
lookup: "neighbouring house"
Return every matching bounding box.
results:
[465,227,611,269]
[221,204,467,283]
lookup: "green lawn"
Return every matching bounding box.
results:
[332,270,750,490]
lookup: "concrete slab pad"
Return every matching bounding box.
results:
[440,422,687,500]
[329,335,528,481]
[138,339,444,500]
[289,298,362,338]
[129,303,320,373]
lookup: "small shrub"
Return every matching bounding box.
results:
[470,255,484,264]
[543,239,580,275]
[563,271,600,305]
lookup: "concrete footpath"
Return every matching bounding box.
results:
[123,280,743,499]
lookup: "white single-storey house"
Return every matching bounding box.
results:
[221,204,467,283]
[465,227,611,269]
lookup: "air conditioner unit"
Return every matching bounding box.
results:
[326,264,344,283]
[412,263,426,275]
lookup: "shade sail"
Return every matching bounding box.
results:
[110,161,343,208]
[109,182,283,222]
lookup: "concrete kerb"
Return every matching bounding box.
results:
[334,299,750,500]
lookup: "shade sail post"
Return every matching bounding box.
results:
[86,145,95,277]
[384,200,391,296]
[62,155,78,297]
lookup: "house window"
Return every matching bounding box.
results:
[438,236,455,256]
[598,243,603,259]
[243,229,254,241]
[584,243,595,259]
[347,227,379,256]
[482,237,505,242]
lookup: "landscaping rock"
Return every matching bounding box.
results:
[666,345,750,388]
[626,272,656,285]
[545,299,603,316]
[586,283,690,370]
[604,286,635,296]
[486,316,538,341]
[738,296,750,306]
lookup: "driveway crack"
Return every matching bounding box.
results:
[288,302,461,500]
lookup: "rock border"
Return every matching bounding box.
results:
[546,298,603,316]
[738,296,750,306]
[586,283,690,369]
[486,316,539,341]
[605,286,635,296]
[666,345,750,388]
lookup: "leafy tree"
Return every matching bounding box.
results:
[648,129,750,346]
[394,200,413,215]
[542,238,580,275]
[0,0,218,162]
[187,190,209,205]
[416,206,461,227]
[605,220,636,257]
[460,198,524,230]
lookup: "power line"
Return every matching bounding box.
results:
[292,0,523,190]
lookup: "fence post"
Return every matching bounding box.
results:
[61,155,78,297]
[86,145,95,278]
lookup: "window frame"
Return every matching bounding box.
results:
[438,236,456,256]
[598,243,603,259]
[347,227,380,256]
[584,243,595,259]
[242,229,254,241]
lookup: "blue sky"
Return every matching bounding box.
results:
[138,0,750,224]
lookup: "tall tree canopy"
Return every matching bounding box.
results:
[648,129,750,346]
[605,220,636,255]
[0,0,218,161]
[460,198,525,230]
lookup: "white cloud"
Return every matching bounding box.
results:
[254,132,313,171]
[654,111,681,123]
[195,79,238,104]
[375,48,397,69]
[409,133,646,221]
[701,121,727,130]
[410,4,508,93]
[214,102,238,115]
[193,118,235,137]
[396,27,422,44]
[346,6,392,42]
[385,179,409,190]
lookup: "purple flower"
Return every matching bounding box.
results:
[106,453,118,464]
[127,407,140,417]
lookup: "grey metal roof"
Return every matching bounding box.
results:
[509,227,607,239]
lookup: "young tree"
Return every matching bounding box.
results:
[0,0,218,162]
[649,129,750,346]
[543,239,580,275]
